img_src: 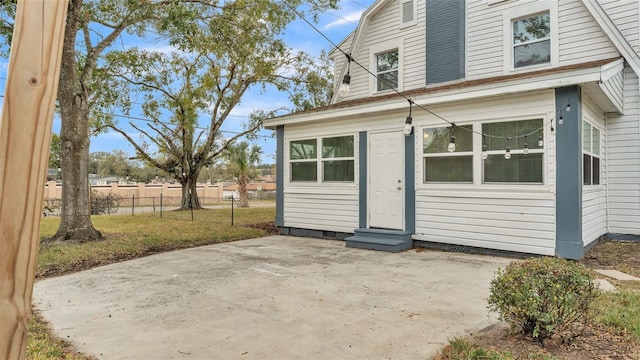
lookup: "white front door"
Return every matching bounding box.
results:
[369,131,404,230]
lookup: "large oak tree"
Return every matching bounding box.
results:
[0,0,336,240]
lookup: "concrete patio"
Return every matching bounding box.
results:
[33,236,513,359]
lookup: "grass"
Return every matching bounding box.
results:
[27,312,92,360]
[436,337,514,360]
[596,290,640,339]
[29,207,275,359]
[37,207,275,278]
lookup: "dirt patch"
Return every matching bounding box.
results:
[581,239,640,278]
[245,221,280,235]
[464,322,638,360]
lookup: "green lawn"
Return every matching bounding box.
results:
[30,207,276,359]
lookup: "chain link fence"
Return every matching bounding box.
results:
[43,192,276,217]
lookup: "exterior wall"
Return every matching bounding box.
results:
[598,0,639,53]
[600,69,625,112]
[283,121,361,233]
[466,0,619,79]
[411,90,557,255]
[607,67,640,234]
[581,92,608,246]
[335,0,623,102]
[557,0,619,65]
[337,0,427,101]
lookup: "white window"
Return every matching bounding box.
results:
[370,41,403,94]
[503,1,558,73]
[289,136,355,182]
[512,12,550,68]
[423,125,473,182]
[376,50,399,91]
[399,0,417,28]
[583,121,601,186]
[421,119,545,184]
[482,119,544,183]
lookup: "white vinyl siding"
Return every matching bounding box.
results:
[283,190,359,233]
[598,0,639,53]
[581,93,607,246]
[606,67,640,234]
[415,192,556,255]
[557,0,619,65]
[337,0,425,101]
[599,69,625,112]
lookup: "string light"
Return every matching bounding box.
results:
[284,2,571,149]
[403,99,413,136]
[481,135,488,160]
[504,137,511,159]
[523,135,529,155]
[558,112,563,125]
[338,54,352,97]
[447,124,456,152]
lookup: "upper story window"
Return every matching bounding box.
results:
[503,1,558,73]
[512,12,550,68]
[583,121,601,186]
[289,135,355,183]
[376,50,399,91]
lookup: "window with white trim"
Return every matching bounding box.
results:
[482,119,544,183]
[503,1,558,73]
[289,136,354,182]
[421,119,545,184]
[583,121,601,186]
[423,125,473,182]
[375,49,399,92]
[512,12,551,68]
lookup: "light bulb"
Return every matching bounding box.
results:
[523,144,529,155]
[559,115,563,125]
[538,136,544,147]
[504,147,511,159]
[482,144,488,160]
[338,83,350,97]
[447,136,456,152]
[338,73,351,97]
[566,103,571,112]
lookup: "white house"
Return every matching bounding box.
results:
[264,0,640,259]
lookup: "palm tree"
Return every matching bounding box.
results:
[226,142,262,208]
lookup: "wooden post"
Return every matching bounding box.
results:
[0,1,69,359]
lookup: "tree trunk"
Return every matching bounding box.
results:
[180,177,202,210]
[237,174,249,208]
[49,0,103,242]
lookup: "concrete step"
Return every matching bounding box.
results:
[345,228,413,253]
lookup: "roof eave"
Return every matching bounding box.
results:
[265,58,619,128]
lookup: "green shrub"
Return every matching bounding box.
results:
[487,257,598,339]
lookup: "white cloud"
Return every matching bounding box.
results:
[323,9,364,30]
